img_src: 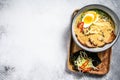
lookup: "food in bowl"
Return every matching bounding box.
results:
[74,9,116,48]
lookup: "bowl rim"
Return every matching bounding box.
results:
[72,4,120,52]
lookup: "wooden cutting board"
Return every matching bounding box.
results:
[67,10,112,75]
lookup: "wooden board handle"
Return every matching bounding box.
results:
[72,9,79,19]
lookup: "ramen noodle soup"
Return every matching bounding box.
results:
[74,9,116,48]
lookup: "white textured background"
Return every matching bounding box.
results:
[0,0,120,80]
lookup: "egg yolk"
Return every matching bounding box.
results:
[83,15,93,24]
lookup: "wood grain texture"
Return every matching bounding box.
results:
[67,36,111,75]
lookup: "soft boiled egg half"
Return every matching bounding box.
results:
[82,11,98,28]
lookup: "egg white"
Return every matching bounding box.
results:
[82,13,98,28]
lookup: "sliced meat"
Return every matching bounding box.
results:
[103,31,116,43]
[89,34,105,47]
[77,33,88,46]
[86,40,95,48]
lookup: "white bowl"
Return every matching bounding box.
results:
[72,4,120,52]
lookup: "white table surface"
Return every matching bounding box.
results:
[0,0,120,80]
